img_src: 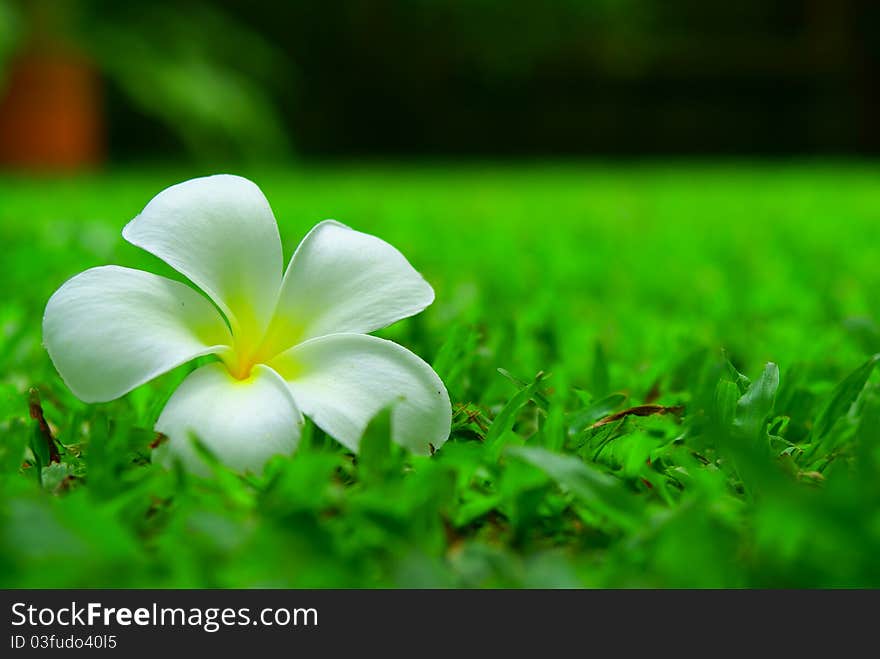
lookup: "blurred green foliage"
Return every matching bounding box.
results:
[1,163,880,587]
[0,0,290,161]
[4,0,877,159]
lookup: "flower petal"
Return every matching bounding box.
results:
[122,175,283,339]
[269,333,451,454]
[264,221,434,351]
[154,362,303,475]
[43,266,232,403]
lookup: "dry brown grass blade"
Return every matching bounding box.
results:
[590,404,685,429]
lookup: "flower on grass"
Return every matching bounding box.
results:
[43,175,451,474]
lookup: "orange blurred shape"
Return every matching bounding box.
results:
[0,50,104,171]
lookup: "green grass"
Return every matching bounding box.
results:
[2,162,880,587]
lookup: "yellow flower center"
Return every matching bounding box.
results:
[219,315,304,381]
[227,352,255,380]
[221,333,265,381]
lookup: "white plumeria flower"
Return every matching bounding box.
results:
[43,175,451,474]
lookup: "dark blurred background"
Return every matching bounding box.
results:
[0,0,878,169]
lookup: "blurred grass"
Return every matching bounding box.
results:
[2,162,880,587]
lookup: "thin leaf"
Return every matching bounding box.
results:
[507,445,641,530]
[734,362,779,441]
[498,368,549,409]
[813,354,880,440]
[485,372,547,448]
[358,407,393,482]
[713,379,740,431]
[723,352,752,395]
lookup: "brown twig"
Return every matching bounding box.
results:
[149,432,169,449]
[590,404,685,429]
[28,387,61,463]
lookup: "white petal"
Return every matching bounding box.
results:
[122,175,283,340]
[43,266,232,403]
[264,221,434,352]
[154,362,303,475]
[269,333,451,454]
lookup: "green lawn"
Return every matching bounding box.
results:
[2,162,880,587]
